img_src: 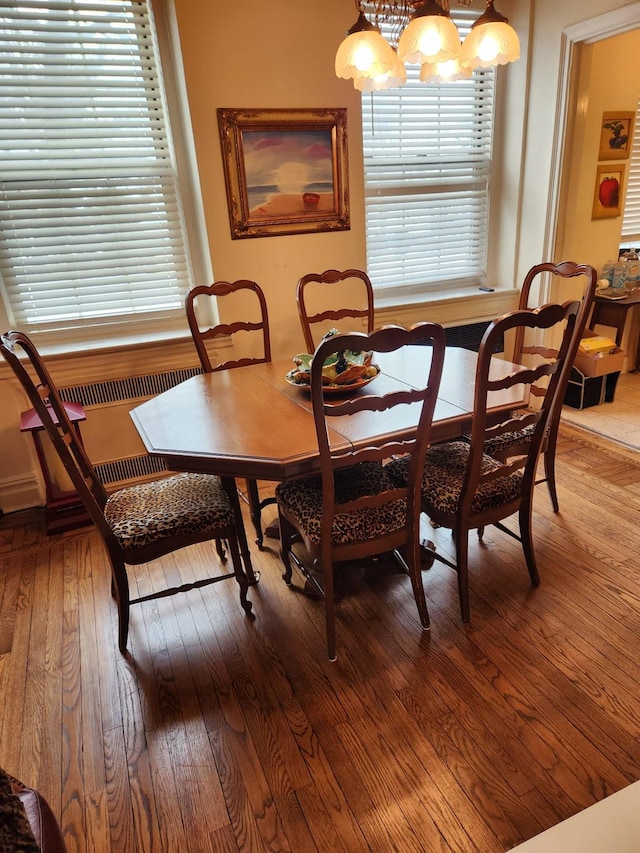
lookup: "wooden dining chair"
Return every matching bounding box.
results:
[387,300,581,624]
[0,330,253,655]
[275,323,446,661]
[186,279,275,548]
[481,261,597,512]
[296,268,375,353]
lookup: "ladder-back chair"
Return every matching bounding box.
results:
[275,323,445,661]
[186,279,275,548]
[296,268,375,354]
[387,301,581,623]
[483,261,597,511]
[0,330,253,654]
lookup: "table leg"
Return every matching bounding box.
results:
[222,476,259,584]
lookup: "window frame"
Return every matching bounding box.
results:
[360,7,496,304]
[0,0,210,350]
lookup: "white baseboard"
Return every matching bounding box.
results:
[0,474,44,516]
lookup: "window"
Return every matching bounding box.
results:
[0,0,199,345]
[621,97,640,245]
[362,8,495,302]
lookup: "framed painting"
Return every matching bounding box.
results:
[592,163,625,219]
[598,111,635,160]
[217,107,350,239]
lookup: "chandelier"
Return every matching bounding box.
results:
[335,0,520,90]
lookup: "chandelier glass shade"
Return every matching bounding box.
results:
[459,3,520,69]
[336,0,519,89]
[334,12,397,80]
[419,56,472,82]
[397,0,461,65]
[353,49,407,91]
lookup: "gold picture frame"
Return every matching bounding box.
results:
[217,107,350,239]
[598,111,635,161]
[592,163,625,219]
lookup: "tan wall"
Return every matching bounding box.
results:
[172,0,366,361]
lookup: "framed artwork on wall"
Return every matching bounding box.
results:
[598,111,635,161]
[592,163,625,219]
[217,107,350,239]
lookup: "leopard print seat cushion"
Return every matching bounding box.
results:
[275,461,406,546]
[386,440,523,516]
[104,472,234,551]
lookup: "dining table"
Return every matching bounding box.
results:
[130,345,528,579]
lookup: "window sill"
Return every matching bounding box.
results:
[374,285,517,310]
[374,287,519,328]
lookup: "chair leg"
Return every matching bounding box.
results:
[246,478,265,549]
[221,476,258,584]
[454,528,471,623]
[543,444,560,513]
[519,499,540,586]
[403,539,430,631]
[110,560,130,655]
[215,538,226,560]
[226,530,253,615]
[278,510,295,585]
[321,553,337,662]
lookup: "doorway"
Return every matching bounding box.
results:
[551,4,640,450]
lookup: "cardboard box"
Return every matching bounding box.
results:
[564,368,620,409]
[573,329,625,378]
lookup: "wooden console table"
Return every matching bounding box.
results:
[589,289,640,371]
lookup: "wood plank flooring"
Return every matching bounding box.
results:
[1,423,640,851]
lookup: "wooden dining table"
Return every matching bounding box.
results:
[130,345,528,578]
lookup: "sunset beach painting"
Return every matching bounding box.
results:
[217,108,350,238]
[243,128,335,218]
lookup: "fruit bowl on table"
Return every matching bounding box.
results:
[285,349,380,393]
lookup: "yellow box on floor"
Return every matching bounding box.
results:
[575,329,625,378]
[578,334,616,356]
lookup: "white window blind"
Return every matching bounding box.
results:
[362,8,495,300]
[0,0,194,340]
[621,100,640,244]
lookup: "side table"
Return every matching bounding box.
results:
[20,401,92,534]
[589,289,640,372]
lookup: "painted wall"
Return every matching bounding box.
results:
[172,0,367,361]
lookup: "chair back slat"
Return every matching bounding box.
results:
[186,279,271,373]
[296,268,375,353]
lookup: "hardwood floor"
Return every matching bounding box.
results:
[2,423,640,852]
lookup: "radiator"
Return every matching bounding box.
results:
[59,367,202,487]
[443,320,503,352]
[60,367,201,408]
